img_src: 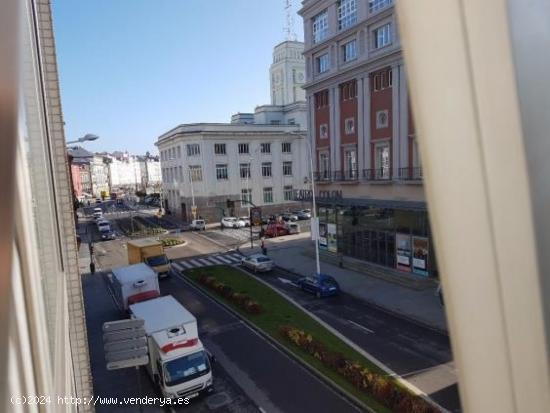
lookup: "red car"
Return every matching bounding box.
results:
[264,223,289,238]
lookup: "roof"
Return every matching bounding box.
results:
[127,238,162,248]
[129,295,196,335]
[111,263,157,285]
[67,146,93,158]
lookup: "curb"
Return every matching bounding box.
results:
[175,270,374,413]
[237,267,449,413]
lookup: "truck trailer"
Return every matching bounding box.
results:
[110,263,160,311]
[129,296,214,400]
[127,238,171,278]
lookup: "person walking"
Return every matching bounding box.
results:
[261,237,267,255]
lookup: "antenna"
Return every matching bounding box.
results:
[284,0,297,41]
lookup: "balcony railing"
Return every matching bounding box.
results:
[398,167,423,181]
[314,171,332,182]
[363,168,392,181]
[333,169,359,181]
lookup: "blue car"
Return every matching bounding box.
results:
[296,274,340,298]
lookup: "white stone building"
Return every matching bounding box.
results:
[138,155,162,192]
[107,153,142,190]
[90,155,109,197]
[156,40,311,222]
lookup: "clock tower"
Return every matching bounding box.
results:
[270,41,306,106]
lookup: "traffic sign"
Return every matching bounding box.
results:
[103,319,144,333]
[107,355,150,371]
[105,347,148,363]
[103,327,146,343]
[251,207,262,226]
[104,336,147,353]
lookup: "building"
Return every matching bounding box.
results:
[156,40,310,222]
[90,155,109,198]
[106,152,142,191]
[157,123,309,221]
[3,0,93,409]
[299,0,435,277]
[137,154,162,193]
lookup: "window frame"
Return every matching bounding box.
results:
[261,162,272,178]
[214,143,226,155]
[238,143,250,155]
[338,0,358,31]
[263,187,274,204]
[215,164,228,180]
[283,161,293,176]
[186,144,200,157]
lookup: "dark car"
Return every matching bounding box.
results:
[100,230,116,241]
[296,274,340,298]
[280,213,298,222]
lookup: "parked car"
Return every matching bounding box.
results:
[296,274,340,298]
[93,207,103,219]
[264,223,289,237]
[189,219,206,231]
[95,198,102,204]
[280,213,298,222]
[239,216,251,227]
[221,217,245,228]
[241,254,274,272]
[100,230,116,241]
[296,209,312,220]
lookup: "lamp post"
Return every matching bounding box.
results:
[188,166,196,220]
[66,133,99,145]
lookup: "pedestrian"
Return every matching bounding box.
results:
[261,237,267,255]
[89,261,95,274]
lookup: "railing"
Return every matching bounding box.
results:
[333,169,359,181]
[398,167,423,181]
[314,171,332,182]
[363,168,392,181]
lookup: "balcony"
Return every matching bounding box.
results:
[314,171,332,183]
[333,169,359,182]
[398,167,423,181]
[363,168,392,181]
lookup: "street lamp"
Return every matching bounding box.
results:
[66,133,99,145]
[187,166,196,220]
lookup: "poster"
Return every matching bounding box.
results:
[412,236,429,276]
[327,223,337,253]
[318,222,328,249]
[395,233,412,272]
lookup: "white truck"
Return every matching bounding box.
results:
[110,263,160,311]
[129,296,214,400]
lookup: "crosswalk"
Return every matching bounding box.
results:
[171,252,245,272]
[207,228,260,243]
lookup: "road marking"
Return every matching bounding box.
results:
[189,259,203,267]
[230,253,244,260]
[172,262,184,272]
[207,256,224,265]
[179,260,194,269]
[215,255,233,264]
[222,255,239,263]
[277,277,299,287]
[199,258,213,266]
[347,319,375,334]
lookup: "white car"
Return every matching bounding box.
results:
[239,216,251,227]
[241,254,274,272]
[189,219,206,230]
[221,217,238,228]
[93,207,103,219]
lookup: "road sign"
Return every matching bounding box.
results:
[107,355,150,371]
[104,336,147,353]
[105,347,148,363]
[191,205,197,214]
[103,319,144,333]
[103,327,146,343]
[251,207,262,226]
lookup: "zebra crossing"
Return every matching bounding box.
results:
[171,252,245,272]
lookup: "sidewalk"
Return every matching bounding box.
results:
[240,234,448,334]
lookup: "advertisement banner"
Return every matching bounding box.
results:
[327,223,337,253]
[250,207,262,226]
[412,237,429,276]
[318,222,328,249]
[395,233,412,272]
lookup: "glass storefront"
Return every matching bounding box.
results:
[317,203,437,277]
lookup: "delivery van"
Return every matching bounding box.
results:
[110,263,160,311]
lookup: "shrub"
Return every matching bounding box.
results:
[221,285,233,298]
[244,301,262,314]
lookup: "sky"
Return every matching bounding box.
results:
[52,0,304,155]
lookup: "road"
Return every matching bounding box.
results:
[236,265,461,412]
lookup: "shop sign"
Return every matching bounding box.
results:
[327,224,337,253]
[396,233,412,272]
[250,207,262,226]
[294,189,343,202]
[412,237,429,276]
[318,222,328,249]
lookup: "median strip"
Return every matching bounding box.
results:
[181,265,441,413]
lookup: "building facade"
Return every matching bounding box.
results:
[138,155,162,193]
[90,155,109,197]
[299,0,436,277]
[157,124,309,222]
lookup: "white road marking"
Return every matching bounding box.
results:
[230,253,244,260]
[199,258,213,266]
[215,255,233,264]
[277,277,299,287]
[179,261,194,269]
[207,256,224,264]
[347,319,375,334]
[189,259,203,267]
[171,262,184,271]
[222,255,239,263]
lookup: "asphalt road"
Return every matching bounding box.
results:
[236,265,461,412]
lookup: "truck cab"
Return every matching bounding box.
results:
[129,296,213,400]
[127,239,171,278]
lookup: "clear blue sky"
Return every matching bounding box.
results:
[52,0,304,154]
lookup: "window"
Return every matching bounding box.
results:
[340,80,357,100]
[262,162,272,177]
[287,118,296,125]
[373,69,392,91]
[216,164,228,180]
[320,124,329,139]
[283,161,293,176]
[189,165,202,182]
[214,143,226,155]
[375,143,391,179]
[261,143,271,154]
[374,23,392,49]
[178,166,183,181]
[238,143,249,154]
[282,142,292,153]
[270,120,281,125]
[345,117,355,134]
[314,90,329,108]
[312,10,328,43]
[284,185,293,201]
[187,144,200,156]
[369,0,392,13]
[319,153,330,179]
[177,146,181,158]
[171,148,176,159]
[344,148,357,178]
[263,187,273,203]
[338,0,357,30]
[241,188,252,204]
[376,110,389,128]
[342,39,357,62]
[240,163,251,179]
[317,53,330,73]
